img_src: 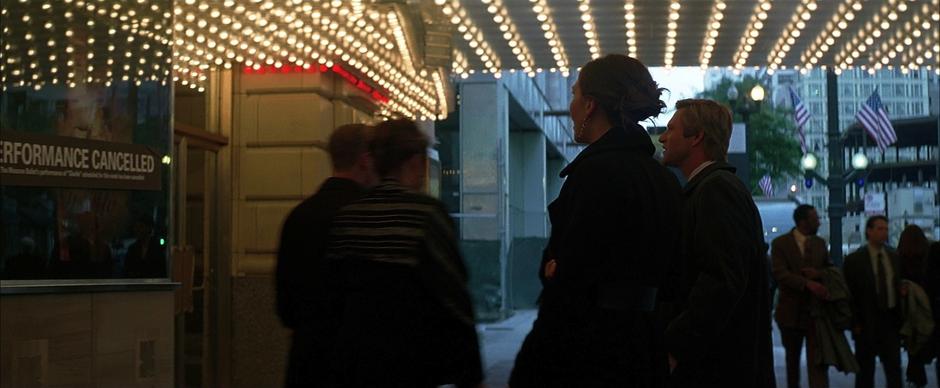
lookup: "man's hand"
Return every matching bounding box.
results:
[668,353,678,373]
[544,259,557,280]
[801,267,821,280]
[806,280,830,300]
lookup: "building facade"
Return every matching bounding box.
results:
[767,68,935,246]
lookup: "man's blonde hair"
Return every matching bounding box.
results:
[674,99,733,161]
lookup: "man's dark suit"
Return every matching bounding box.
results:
[771,230,831,388]
[843,245,903,388]
[664,162,775,387]
[275,177,364,388]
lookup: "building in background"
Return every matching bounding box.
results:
[765,68,935,246]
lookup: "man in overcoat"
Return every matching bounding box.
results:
[658,98,775,387]
[772,204,832,388]
[275,124,377,387]
[843,215,903,388]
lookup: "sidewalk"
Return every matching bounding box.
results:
[479,310,938,388]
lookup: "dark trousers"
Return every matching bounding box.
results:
[906,330,939,387]
[781,325,829,388]
[853,315,902,388]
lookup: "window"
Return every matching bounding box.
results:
[842,103,855,115]
[1,1,172,281]
[811,84,822,97]
[895,84,906,96]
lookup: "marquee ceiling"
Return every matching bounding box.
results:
[446,0,939,77]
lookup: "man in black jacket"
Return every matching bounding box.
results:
[843,215,902,388]
[275,123,377,388]
[659,99,775,387]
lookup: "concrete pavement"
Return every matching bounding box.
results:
[479,310,938,388]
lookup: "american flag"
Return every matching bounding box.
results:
[759,174,774,197]
[788,87,810,153]
[855,90,896,152]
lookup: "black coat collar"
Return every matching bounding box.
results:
[682,161,736,195]
[320,177,362,192]
[559,124,656,178]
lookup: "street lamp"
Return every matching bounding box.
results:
[851,152,869,170]
[749,84,766,103]
[801,153,819,171]
[802,151,869,187]
[726,83,766,186]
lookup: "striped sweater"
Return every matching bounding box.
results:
[323,179,483,386]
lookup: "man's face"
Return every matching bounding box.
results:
[800,209,821,235]
[659,110,696,167]
[867,219,889,245]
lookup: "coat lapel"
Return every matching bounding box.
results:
[682,161,736,196]
[857,247,877,292]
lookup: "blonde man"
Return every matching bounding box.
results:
[658,99,775,387]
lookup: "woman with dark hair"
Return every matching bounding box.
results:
[509,54,682,387]
[897,225,933,387]
[899,225,930,285]
[927,241,940,383]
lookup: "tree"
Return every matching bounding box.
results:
[697,76,803,195]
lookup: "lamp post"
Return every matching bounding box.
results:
[802,148,868,265]
[726,83,766,123]
[800,69,871,265]
[727,83,765,189]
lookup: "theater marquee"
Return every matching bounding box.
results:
[0,131,162,191]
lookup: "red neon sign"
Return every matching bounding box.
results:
[242,63,389,103]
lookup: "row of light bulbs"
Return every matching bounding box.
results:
[440,0,501,77]
[175,0,444,119]
[864,3,933,69]
[451,47,469,79]
[1,0,173,91]
[1,0,447,119]
[623,1,637,58]
[732,0,772,69]
[480,0,535,76]
[766,0,817,71]
[529,0,569,75]
[834,0,909,68]
[663,1,681,69]
[698,1,726,70]
[800,0,862,69]
[577,0,601,61]
[899,32,938,70]
[872,4,938,70]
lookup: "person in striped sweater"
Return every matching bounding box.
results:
[322,119,483,388]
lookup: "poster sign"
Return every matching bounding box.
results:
[864,192,886,216]
[0,131,162,191]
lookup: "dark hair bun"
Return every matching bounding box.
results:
[579,54,667,125]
